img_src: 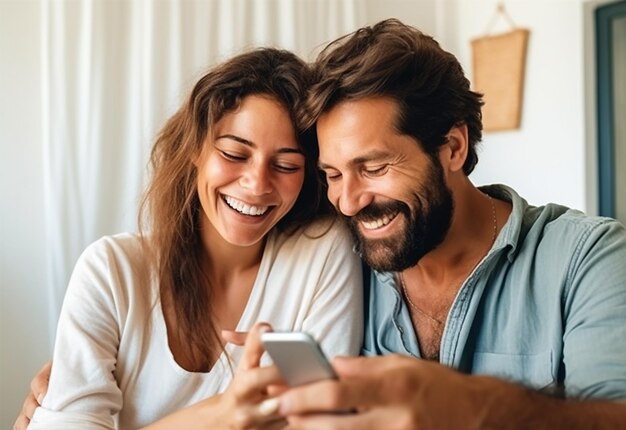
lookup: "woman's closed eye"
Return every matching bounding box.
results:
[219,150,247,162]
[217,146,303,173]
[274,163,302,174]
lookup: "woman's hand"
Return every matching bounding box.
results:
[144,322,288,430]
[212,322,288,428]
[13,361,51,430]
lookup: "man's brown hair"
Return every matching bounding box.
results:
[306,18,484,174]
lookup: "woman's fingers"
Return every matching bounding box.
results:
[232,364,284,400]
[227,364,286,428]
[232,400,288,429]
[222,329,248,346]
[238,322,272,371]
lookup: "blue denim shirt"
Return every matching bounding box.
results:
[362,184,626,400]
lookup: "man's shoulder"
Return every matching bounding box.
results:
[513,204,626,280]
[531,204,624,240]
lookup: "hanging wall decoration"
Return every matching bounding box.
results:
[471,3,530,132]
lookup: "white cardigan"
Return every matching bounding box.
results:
[29,220,363,429]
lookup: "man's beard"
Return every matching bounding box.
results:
[345,160,453,272]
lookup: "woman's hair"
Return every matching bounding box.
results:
[305,18,484,175]
[139,48,329,370]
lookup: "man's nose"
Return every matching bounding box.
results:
[334,176,373,217]
[240,164,273,195]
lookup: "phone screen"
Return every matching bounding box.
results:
[261,332,337,386]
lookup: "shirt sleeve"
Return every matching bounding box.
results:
[562,218,626,399]
[301,222,364,359]
[28,239,124,430]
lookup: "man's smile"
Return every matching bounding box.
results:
[360,210,400,230]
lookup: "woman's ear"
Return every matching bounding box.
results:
[192,151,202,168]
[439,124,469,173]
[192,139,208,168]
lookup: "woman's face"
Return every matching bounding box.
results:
[195,94,305,247]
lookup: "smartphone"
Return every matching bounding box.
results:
[261,331,337,387]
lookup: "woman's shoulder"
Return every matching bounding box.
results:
[80,232,145,263]
[271,216,354,254]
[73,233,153,283]
[68,233,157,308]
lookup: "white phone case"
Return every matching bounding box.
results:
[261,332,337,386]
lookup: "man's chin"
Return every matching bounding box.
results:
[358,234,429,272]
[360,241,405,272]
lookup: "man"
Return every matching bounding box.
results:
[15,19,626,430]
[277,18,626,429]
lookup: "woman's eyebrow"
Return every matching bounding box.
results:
[216,134,253,146]
[216,134,304,155]
[277,147,304,155]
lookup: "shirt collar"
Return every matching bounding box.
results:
[479,184,529,262]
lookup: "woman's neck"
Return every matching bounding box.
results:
[198,219,267,291]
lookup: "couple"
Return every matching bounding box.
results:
[18,18,626,430]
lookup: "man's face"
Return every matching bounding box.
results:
[317,97,453,272]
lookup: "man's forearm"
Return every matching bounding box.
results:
[476,376,626,429]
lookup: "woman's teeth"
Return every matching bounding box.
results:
[224,195,269,216]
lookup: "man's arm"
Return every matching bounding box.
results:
[13,362,51,430]
[277,355,626,430]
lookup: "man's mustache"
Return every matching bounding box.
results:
[345,200,411,224]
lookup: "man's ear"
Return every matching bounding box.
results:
[439,124,469,173]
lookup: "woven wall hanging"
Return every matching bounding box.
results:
[471,3,530,132]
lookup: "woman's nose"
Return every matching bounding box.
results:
[240,164,273,195]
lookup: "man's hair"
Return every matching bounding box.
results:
[306,18,484,174]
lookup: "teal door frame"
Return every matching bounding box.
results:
[596,1,626,217]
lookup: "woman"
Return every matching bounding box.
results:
[24,48,363,429]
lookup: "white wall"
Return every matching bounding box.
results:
[0,1,50,427]
[446,0,593,211]
[0,0,599,428]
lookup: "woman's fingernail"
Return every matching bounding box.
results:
[258,397,280,416]
[37,393,44,405]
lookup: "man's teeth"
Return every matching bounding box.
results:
[361,212,398,230]
[224,196,269,216]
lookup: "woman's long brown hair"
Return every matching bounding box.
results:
[139,48,331,371]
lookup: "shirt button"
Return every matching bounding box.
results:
[398,326,404,334]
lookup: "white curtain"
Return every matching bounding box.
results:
[41,0,367,344]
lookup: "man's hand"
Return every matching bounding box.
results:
[277,354,494,429]
[278,354,626,430]
[13,361,52,430]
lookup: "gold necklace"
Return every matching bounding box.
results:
[399,194,497,325]
[399,273,445,325]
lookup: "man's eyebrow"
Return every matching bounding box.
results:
[216,134,303,155]
[319,150,394,170]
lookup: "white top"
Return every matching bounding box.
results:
[29,220,363,429]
